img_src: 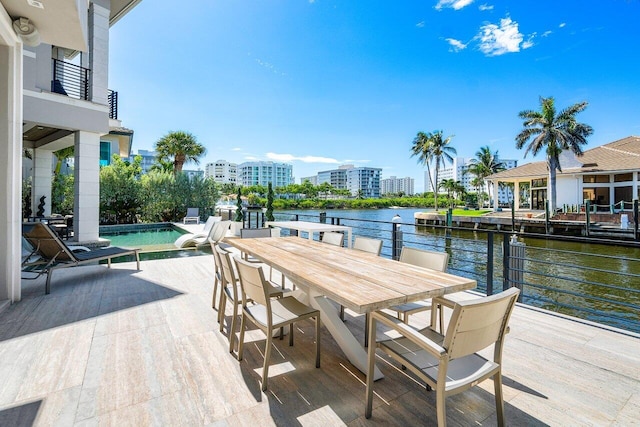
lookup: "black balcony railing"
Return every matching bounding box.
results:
[51,58,90,100]
[108,90,118,119]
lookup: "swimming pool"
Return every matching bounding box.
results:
[100,223,189,252]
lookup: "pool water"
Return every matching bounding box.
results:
[100,224,187,252]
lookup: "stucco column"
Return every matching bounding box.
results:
[514,180,520,210]
[633,172,638,201]
[32,149,53,217]
[89,0,110,105]
[0,35,23,302]
[73,131,100,242]
[492,180,499,211]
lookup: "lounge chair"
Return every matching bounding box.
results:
[174,216,222,248]
[183,208,200,224]
[22,222,141,294]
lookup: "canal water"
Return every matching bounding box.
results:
[275,208,640,334]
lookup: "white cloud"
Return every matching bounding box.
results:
[435,0,474,11]
[522,34,535,49]
[559,22,566,28]
[446,38,468,52]
[231,147,242,151]
[477,17,530,56]
[542,30,552,37]
[416,21,425,28]
[478,3,494,11]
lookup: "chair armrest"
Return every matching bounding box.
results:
[371,311,446,358]
[432,295,456,309]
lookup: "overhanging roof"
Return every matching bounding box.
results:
[1,0,87,51]
[110,0,142,26]
[487,135,640,181]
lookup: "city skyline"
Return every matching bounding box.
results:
[110,1,640,192]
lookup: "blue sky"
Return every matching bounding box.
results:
[110,0,640,191]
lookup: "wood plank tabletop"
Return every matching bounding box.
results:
[223,236,476,314]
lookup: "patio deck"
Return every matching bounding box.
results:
[2,254,639,426]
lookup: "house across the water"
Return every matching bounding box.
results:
[486,136,640,212]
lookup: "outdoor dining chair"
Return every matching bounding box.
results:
[234,256,321,391]
[321,231,345,247]
[353,236,383,255]
[365,287,520,426]
[388,247,449,328]
[215,244,284,356]
[240,227,286,288]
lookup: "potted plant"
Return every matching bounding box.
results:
[232,186,244,236]
[266,182,275,222]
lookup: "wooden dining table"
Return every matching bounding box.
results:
[223,236,477,380]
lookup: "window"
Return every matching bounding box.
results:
[583,175,610,183]
[614,173,633,183]
[531,178,547,188]
[100,141,111,166]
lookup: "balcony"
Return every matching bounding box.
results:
[50,60,119,120]
[51,59,89,100]
[108,90,118,120]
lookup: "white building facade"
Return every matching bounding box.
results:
[237,161,293,187]
[346,167,382,198]
[381,176,415,196]
[1,0,140,303]
[205,160,237,184]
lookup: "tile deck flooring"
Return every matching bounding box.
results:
[1,252,639,426]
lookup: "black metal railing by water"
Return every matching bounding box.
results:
[51,59,90,100]
[108,90,118,119]
[273,211,640,335]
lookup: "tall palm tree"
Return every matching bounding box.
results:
[149,159,174,174]
[466,146,505,207]
[53,146,75,176]
[411,130,456,210]
[516,97,593,213]
[155,131,206,174]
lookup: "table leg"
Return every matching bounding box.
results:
[307,289,383,380]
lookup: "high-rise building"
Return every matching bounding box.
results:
[317,164,353,189]
[129,149,157,174]
[381,176,415,196]
[205,160,237,184]
[237,161,293,187]
[346,167,382,198]
[300,175,317,185]
[424,157,518,203]
[315,164,382,197]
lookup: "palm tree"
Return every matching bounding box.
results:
[516,97,593,213]
[410,130,456,210]
[155,131,206,174]
[149,159,174,174]
[466,146,506,207]
[53,146,75,176]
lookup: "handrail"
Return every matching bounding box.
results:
[51,59,90,100]
[273,211,640,334]
[108,90,118,119]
